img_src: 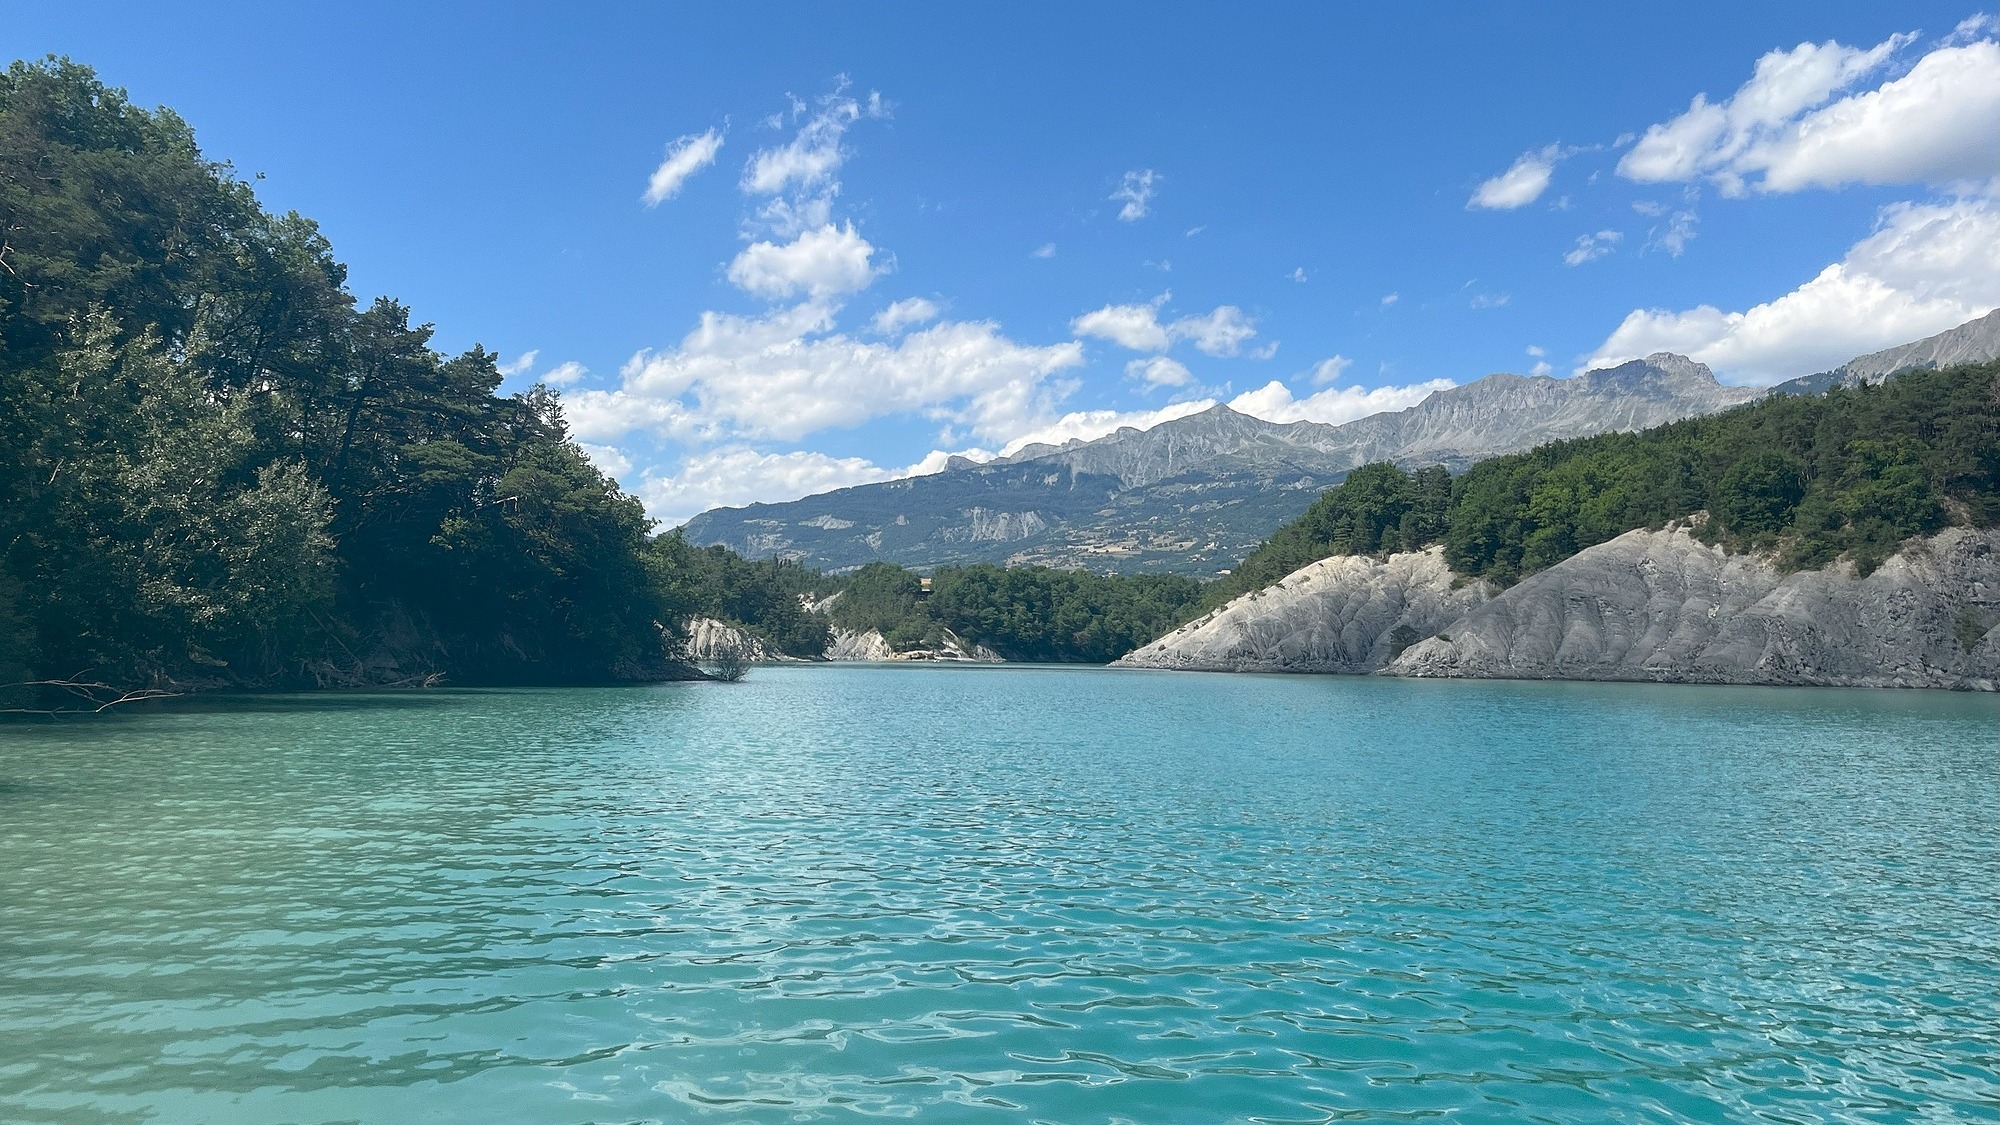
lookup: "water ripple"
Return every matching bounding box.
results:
[1,669,1994,1122]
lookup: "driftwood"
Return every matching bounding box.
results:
[1,676,182,715]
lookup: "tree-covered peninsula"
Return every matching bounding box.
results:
[0,59,706,705]
[1209,360,2000,606]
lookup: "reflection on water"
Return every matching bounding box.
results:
[2,668,1994,1122]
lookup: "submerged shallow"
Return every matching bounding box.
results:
[1,667,1994,1123]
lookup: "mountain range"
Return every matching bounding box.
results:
[681,311,2000,575]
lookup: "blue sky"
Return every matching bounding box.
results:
[9,2,1997,524]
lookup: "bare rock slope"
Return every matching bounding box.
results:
[1388,525,1999,689]
[1112,547,1491,673]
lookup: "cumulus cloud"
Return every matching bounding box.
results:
[1469,293,1510,309]
[1227,378,1456,426]
[999,399,1216,455]
[1755,40,2000,192]
[1111,169,1160,221]
[1069,296,1258,356]
[869,297,939,335]
[567,301,1085,445]
[1468,144,1566,209]
[1380,292,1399,307]
[1617,32,1998,194]
[1564,229,1624,266]
[577,443,634,479]
[643,128,724,206]
[1125,355,1194,388]
[1071,297,1172,351]
[1173,305,1257,356]
[1308,355,1352,384]
[636,445,961,529]
[541,361,588,387]
[1584,197,2000,383]
[1032,242,1057,258]
[727,223,878,300]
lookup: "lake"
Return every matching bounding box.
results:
[1,666,1994,1123]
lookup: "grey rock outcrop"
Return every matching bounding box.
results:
[1388,525,2000,689]
[1112,547,1491,673]
[825,628,895,661]
[682,616,773,663]
[823,626,1003,663]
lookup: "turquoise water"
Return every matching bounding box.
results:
[1,667,1994,1123]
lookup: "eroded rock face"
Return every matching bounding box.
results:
[1112,547,1490,673]
[825,628,895,661]
[682,617,771,663]
[823,627,1003,663]
[1388,526,2000,689]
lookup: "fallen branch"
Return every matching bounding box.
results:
[0,676,182,715]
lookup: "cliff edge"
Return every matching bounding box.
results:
[1112,547,1490,673]
[1388,525,1999,689]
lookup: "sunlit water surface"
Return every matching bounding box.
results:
[1,666,1994,1123]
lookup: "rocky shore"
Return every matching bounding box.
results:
[1114,525,1999,690]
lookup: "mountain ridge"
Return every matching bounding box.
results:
[683,352,1758,574]
[682,314,1999,575]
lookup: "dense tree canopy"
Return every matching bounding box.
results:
[0,59,686,706]
[823,561,1204,662]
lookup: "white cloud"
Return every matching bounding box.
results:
[1754,41,2000,192]
[578,443,633,479]
[1525,346,1552,377]
[869,297,939,335]
[1032,242,1057,258]
[1309,355,1352,384]
[1645,209,1699,256]
[1227,378,1456,426]
[1563,229,1624,266]
[643,128,724,206]
[1071,297,1172,351]
[741,87,882,195]
[1617,32,1998,194]
[1111,169,1160,221]
[1173,305,1257,356]
[1585,197,2000,383]
[1289,267,1308,283]
[1185,225,1206,237]
[1069,297,1258,356]
[1380,292,1400,307]
[637,445,958,529]
[1468,144,1565,210]
[1125,355,1194,388]
[568,301,1085,445]
[727,223,878,300]
[541,361,587,387]
[1470,293,1511,309]
[1000,399,1216,455]
[738,85,887,238]
[497,350,587,387]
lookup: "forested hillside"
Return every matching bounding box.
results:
[0,59,701,706]
[827,563,1204,663]
[1209,361,2000,606]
